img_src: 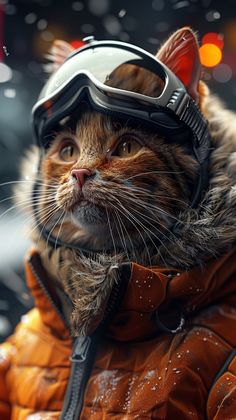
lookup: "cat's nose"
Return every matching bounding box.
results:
[71,168,93,188]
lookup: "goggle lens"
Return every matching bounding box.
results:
[50,46,166,99]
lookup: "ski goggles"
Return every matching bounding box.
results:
[32,38,210,164]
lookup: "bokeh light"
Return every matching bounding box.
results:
[88,0,109,16]
[40,30,54,42]
[152,0,165,12]
[71,1,84,12]
[4,88,16,98]
[37,19,48,31]
[199,43,222,67]
[156,21,170,32]
[205,10,221,22]
[213,63,232,83]
[0,63,13,83]
[119,32,130,41]
[4,4,16,15]
[202,32,224,50]
[81,23,94,34]
[103,15,122,35]
[25,13,37,24]
[118,9,127,18]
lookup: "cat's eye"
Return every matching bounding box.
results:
[112,138,142,158]
[59,141,79,162]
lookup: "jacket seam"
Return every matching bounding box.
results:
[9,402,63,411]
[7,362,71,369]
[186,324,233,350]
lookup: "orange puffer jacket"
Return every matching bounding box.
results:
[0,247,236,419]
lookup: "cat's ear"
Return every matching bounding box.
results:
[45,40,76,73]
[156,27,201,102]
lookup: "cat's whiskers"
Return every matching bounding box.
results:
[125,170,185,180]
[54,211,67,250]
[122,185,190,208]
[121,206,171,266]
[119,200,174,240]
[0,201,38,221]
[0,199,60,252]
[0,179,58,189]
[119,199,173,242]
[115,204,153,266]
[114,191,165,219]
[2,185,71,245]
[107,195,155,265]
[27,199,64,247]
[108,193,175,264]
[105,207,117,256]
[0,196,58,222]
[0,196,57,222]
[0,193,55,207]
[25,179,180,259]
[39,178,178,256]
[110,204,137,261]
[107,188,171,227]
[24,203,61,238]
[112,208,129,258]
[112,189,184,225]
[45,209,66,250]
[116,183,187,210]
[21,190,60,224]
[120,198,179,256]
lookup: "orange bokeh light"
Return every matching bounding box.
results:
[202,32,224,50]
[199,43,222,67]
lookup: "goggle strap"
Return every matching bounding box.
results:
[178,97,210,163]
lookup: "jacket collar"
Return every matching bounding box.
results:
[25,246,236,341]
[25,250,71,339]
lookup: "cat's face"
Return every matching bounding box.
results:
[37,110,197,256]
[34,27,202,258]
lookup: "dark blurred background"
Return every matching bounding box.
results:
[1,0,236,342]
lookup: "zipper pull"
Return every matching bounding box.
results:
[70,336,91,363]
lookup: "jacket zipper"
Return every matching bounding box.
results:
[61,336,92,420]
[60,266,130,420]
[29,256,130,420]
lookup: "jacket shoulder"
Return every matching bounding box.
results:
[9,308,72,367]
[0,308,72,417]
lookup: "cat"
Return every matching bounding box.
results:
[15,27,236,338]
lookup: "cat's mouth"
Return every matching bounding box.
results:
[53,185,172,253]
[70,200,109,232]
[55,183,114,237]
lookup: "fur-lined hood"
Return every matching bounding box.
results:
[152,92,236,269]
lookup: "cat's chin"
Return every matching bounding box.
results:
[63,223,117,252]
[50,201,169,254]
[71,218,111,237]
[70,202,108,232]
[59,203,122,251]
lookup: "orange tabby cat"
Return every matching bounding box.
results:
[2,27,235,419]
[15,28,236,335]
